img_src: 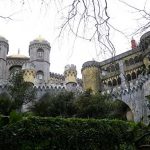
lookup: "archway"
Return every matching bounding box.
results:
[113,100,134,121]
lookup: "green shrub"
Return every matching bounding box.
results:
[0,117,147,150]
[9,111,23,124]
[0,92,12,115]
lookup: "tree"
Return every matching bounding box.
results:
[75,91,115,118]
[8,71,36,111]
[0,92,12,115]
[30,91,76,117]
[1,1,149,56]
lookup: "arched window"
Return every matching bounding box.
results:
[111,65,115,72]
[37,71,44,80]
[129,58,134,65]
[115,63,119,70]
[139,54,143,61]
[126,74,131,81]
[131,72,136,80]
[112,79,117,86]
[37,48,44,59]
[106,66,110,72]
[117,77,121,85]
[9,65,22,76]
[108,81,112,86]
[134,56,139,63]
[137,70,142,77]
[125,60,129,66]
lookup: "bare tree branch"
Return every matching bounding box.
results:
[119,0,150,36]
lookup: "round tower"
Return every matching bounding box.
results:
[81,61,101,93]
[139,31,150,51]
[29,36,51,83]
[64,64,77,91]
[0,36,9,83]
[22,62,36,85]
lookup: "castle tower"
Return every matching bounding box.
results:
[81,61,101,93]
[0,36,9,83]
[140,32,150,70]
[64,64,77,91]
[22,62,36,85]
[29,36,51,83]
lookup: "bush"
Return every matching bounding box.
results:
[0,92,12,115]
[0,117,147,150]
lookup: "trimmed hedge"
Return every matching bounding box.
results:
[0,117,145,150]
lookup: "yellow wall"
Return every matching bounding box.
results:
[23,70,35,83]
[65,72,77,83]
[82,67,100,93]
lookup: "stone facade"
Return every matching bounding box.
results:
[1,32,150,124]
[0,36,82,99]
[82,31,150,124]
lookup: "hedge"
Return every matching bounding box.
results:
[0,117,146,150]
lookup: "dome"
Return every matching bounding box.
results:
[0,35,8,43]
[7,50,29,59]
[29,35,50,46]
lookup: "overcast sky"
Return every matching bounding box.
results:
[0,0,149,78]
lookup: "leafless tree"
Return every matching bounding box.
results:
[1,0,149,56]
[119,0,150,36]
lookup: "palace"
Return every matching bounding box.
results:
[0,31,150,124]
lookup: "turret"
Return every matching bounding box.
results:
[22,62,36,85]
[64,64,77,91]
[140,32,150,71]
[0,36,9,83]
[29,36,51,83]
[139,31,150,51]
[81,61,101,93]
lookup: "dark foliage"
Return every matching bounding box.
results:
[0,117,146,150]
[0,92,12,115]
[8,71,36,111]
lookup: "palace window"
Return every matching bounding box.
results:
[37,48,44,59]
[37,71,44,80]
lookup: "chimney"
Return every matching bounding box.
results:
[131,37,137,49]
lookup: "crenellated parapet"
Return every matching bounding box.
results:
[103,74,149,97]
[29,39,51,52]
[64,64,77,84]
[50,72,65,80]
[81,61,100,71]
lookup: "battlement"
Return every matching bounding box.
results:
[82,61,100,71]
[0,36,8,43]
[64,64,76,72]
[49,72,65,80]
[34,84,65,90]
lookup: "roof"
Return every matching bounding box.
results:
[7,53,29,59]
[29,35,50,46]
[0,35,8,43]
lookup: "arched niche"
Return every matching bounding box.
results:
[129,58,134,65]
[9,65,22,76]
[36,70,44,80]
[131,72,136,80]
[126,74,131,81]
[37,48,44,59]
[112,79,117,86]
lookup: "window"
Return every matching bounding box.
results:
[37,71,44,80]
[129,58,134,65]
[37,48,44,59]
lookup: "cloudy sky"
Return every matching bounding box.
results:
[0,0,149,77]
